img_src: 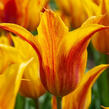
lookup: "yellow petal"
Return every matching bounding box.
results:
[56,22,109,95]
[82,0,100,17]
[0,32,11,45]
[82,14,109,54]
[0,36,46,98]
[62,64,109,109]
[0,59,32,109]
[0,23,41,60]
[0,44,22,73]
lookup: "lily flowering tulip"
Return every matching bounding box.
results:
[0,58,31,109]
[52,64,109,109]
[0,35,46,98]
[0,0,48,30]
[0,10,109,96]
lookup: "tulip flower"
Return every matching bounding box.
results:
[52,64,109,109]
[0,58,32,109]
[55,0,87,28]
[0,35,46,98]
[0,9,108,97]
[0,0,48,30]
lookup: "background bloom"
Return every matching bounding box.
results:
[0,35,46,98]
[0,0,49,30]
[0,59,31,109]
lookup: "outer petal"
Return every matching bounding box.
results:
[0,59,32,109]
[62,64,109,109]
[57,23,109,96]
[82,14,109,54]
[0,23,42,61]
[37,10,69,96]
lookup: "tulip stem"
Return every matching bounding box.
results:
[34,98,39,109]
[56,96,62,109]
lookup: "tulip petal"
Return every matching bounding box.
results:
[62,64,109,109]
[0,58,32,109]
[0,23,41,61]
[82,14,109,54]
[55,0,87,27]
[56,22,109,95]
[37,9,70,96]
[82,0,100,17]
[0,32,11,45]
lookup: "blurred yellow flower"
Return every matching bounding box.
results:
[0,34,46,98]
[55,0,87,28]
[0,0,48,30]
[0,58,32,109]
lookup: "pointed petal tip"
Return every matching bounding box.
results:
[101,106,109,109]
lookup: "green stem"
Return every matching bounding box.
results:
[34,98,39,109]
[56,96,62,109]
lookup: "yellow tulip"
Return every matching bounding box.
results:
[52,64,109,109]
[0,58,32,109]
[0,0,48,30]
[0,9,108,96]
[0,35,46,98]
